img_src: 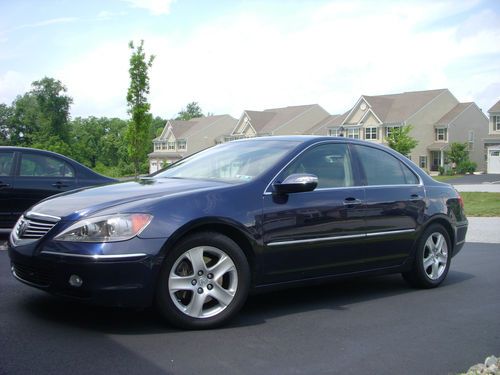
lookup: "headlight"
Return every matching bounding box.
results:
[54,214,153,242]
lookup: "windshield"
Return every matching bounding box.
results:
[154,140,300,183]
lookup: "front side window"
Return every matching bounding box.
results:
[280,143,354,188]
[435,128,448,141]
[354,145,419,185]
[365,127,378,140]
[0,152,14,176]
[20,154,74,177]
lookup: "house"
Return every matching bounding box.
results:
[316,89,489,172]
[484,100,500,173]
[220,104,330,142]
[148,114,237,173]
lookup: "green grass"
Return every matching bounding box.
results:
[461,192,500,217]
[432,174,465,182]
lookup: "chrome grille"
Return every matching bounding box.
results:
[12,213,60,244]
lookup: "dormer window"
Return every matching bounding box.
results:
[435,128,448,142]
[177,140,186,150]
[494,115,500,131]
[168,141,176,150]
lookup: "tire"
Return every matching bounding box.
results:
[156,231,250,329]
[402,224,452,289]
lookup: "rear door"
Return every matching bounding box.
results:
[11,151,77,217]
[0,150,16,229]
[351,144,425,268]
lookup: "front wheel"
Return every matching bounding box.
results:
[156,232,250,329]
[402,224,451,288]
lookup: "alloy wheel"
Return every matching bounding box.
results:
[422,232,448,280]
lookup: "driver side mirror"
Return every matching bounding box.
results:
[273,173,318,195]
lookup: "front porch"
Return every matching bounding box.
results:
[427,143,449,172]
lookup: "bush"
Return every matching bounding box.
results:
[438,166,445,176]
[457,160,477,174]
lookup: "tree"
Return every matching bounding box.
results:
[387,125,418,157]
[176,102,203,121]
[125,40,155,177]
[0,103,13,145]
[448,142,476,174]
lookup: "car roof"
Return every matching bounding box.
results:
[0,146,72,159]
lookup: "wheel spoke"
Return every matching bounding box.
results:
[425,237,434,252]
[423,256,434,270]
[210,284,235,307]
[437,254,447,265]
[169,275,194,292]
[186,247,207,273]
[430,261,440,279]
[435,235,444,252]
[209,255,235,280]
[186,292,206,317]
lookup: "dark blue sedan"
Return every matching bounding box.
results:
[0,146,116,234]
[8,137,468,329]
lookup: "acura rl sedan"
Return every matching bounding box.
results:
[8,136,468,329]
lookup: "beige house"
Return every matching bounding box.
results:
[315,89,489,172]
[148,115,237,173]
[220,104,330,142]
[484,100,500,173]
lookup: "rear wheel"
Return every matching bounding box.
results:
[156,232,250,329]
[402,224,451,288]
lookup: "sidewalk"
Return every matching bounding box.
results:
[466,217,500,244]
[454,184,500,192]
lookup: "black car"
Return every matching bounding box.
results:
[8,137,468,329]
[0,147,116,233]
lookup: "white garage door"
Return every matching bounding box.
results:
[487,148,500,174]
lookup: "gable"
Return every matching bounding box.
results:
[343,98,371,125]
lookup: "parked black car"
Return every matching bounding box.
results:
[0,147,116,233]
[8,137,468,329]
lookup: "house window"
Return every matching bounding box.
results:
[167,141,176,150]
[419,156,427,169]
[328,128,339,137]
[177,140,186,150]
[346,128,360,139]
[435,128,448,141]
[365,127,378,140]
[161,142,167,150]
[385,126,401,139]
[494,116,500,131]
[468,130,474,151]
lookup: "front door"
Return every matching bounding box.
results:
[260,142,367,283]
[11,152,76,218]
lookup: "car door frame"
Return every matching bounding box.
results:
[0,150,19,232]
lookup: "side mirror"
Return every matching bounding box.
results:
[273,173,318,195]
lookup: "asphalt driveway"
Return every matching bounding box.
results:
[1,243,499,375]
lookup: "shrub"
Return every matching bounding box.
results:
[457,160,476,174]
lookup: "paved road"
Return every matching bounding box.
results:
[1,243,499,375]
[445,174,500,185]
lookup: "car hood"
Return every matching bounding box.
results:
[29,178,230,220]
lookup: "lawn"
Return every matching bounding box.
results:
[461,192,500,217]
[432,174,465,182]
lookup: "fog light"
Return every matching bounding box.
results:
[69,274,83,287]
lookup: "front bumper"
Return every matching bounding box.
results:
[8,237,166,308]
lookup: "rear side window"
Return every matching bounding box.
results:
[281,143,355,188]
[354,145,419,185]
[20,153,75,178]
[0,152,14,176]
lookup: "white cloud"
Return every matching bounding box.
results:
[120,0,175,16]
[44,0,500,119]
[0,71,31,104]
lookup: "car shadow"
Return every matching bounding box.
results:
[22,270,474,334]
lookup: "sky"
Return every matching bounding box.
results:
[0,0,499,120]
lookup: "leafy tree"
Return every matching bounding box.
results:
[125,40,155,176]
[387,125,418,157]
[0,103,13,145]
[448,142,476,174]
[150,116,166,141]
[31,77,73,143]
[71,117,107,168]
[9,93,41,146]
[176,102,203,121]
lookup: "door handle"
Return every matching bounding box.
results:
[410,194,422,201]
[52,182,69,188]
[343,197,363,206]
[0,182,10,188]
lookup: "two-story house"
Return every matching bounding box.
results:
[316,89,488,172]
[221,104,330,142]
[148,114,237,173]
[484,100,500,173]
